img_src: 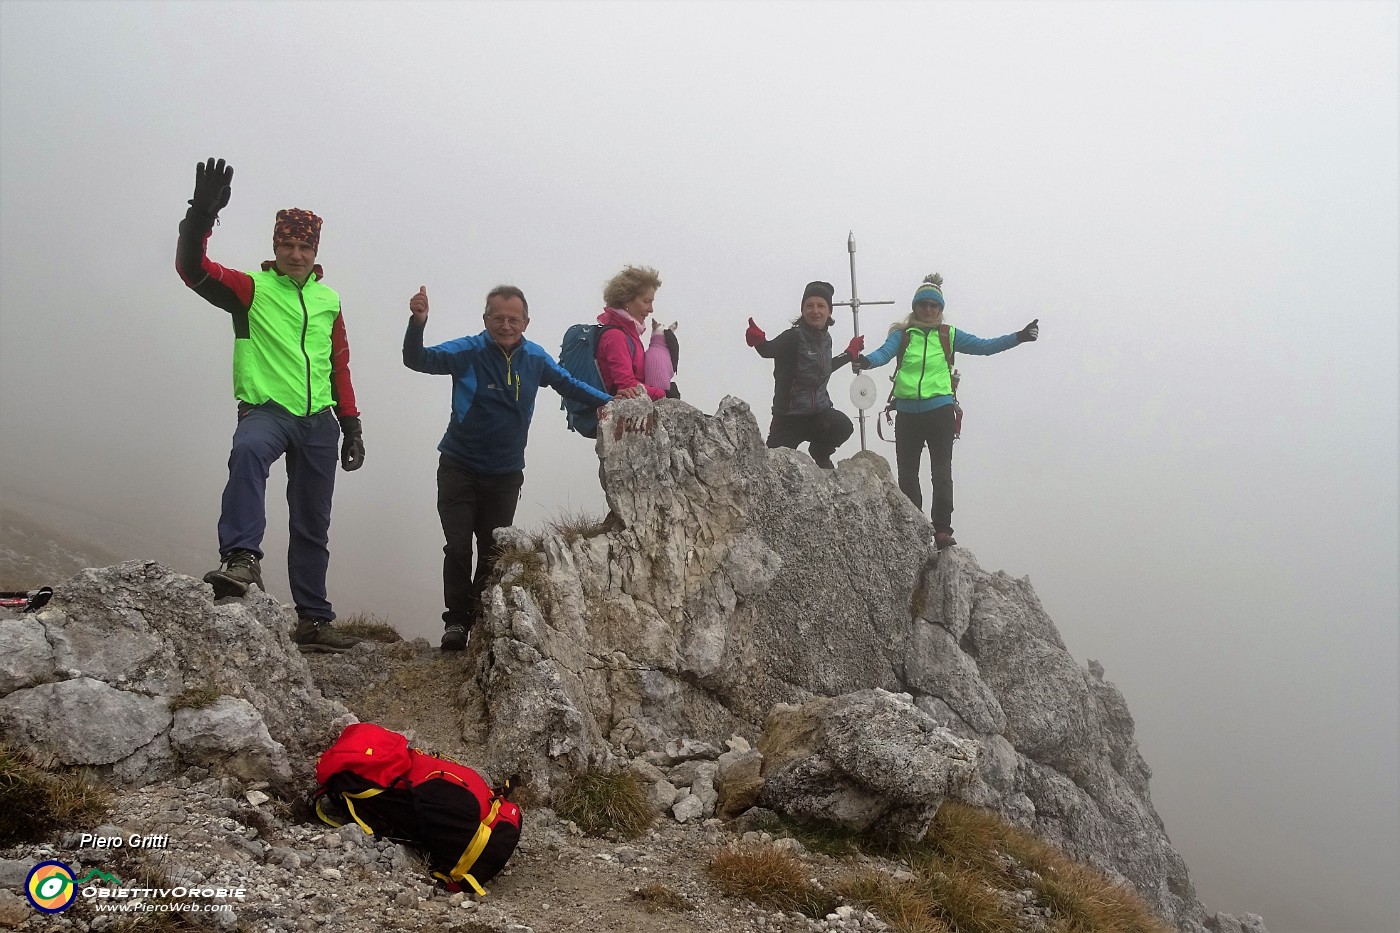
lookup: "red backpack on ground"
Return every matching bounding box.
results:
[313,722,522,896]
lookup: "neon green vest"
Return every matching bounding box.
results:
[233,270,341,416]
[893,326,956,400]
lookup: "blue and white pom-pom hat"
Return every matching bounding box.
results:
[912,274,945,309]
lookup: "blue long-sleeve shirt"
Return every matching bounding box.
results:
[404,322,612,474]
[861,326,1020,413]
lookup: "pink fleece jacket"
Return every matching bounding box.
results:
[643,329,674,391]
[595,307,667,400]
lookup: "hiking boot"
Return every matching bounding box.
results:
[441,625,469,651]
[203,549,264,599]
[292,617,361,653]
[933,529,958,551]
[813,454,835,470]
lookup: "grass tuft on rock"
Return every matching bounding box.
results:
[631,881,693,912]
[167,686,221,711]
[553,764,653,838]
[835,802,1172,933]
[546,509,610,544]
[840,869,953,933]
[708,842,838,918]
[914,860,1020,933]
[336,612,403,643]
[489,544,551,604]
[1030,861,1167,933]
[0,743,110,844]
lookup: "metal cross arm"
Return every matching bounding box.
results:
[832,231,894,451]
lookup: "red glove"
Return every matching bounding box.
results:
[844,335,865,357]
[745,317,766,347]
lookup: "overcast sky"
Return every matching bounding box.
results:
[1,2,1395,930]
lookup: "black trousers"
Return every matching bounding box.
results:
[767,409,854,463]
[436,455,523,630]
[894,406,956,531]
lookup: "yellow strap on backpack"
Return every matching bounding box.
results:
[444,798,502,897]
[315,787,385,836]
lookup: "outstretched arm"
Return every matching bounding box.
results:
[953,327,1026,356]
[853,330,904,371]
[402,287,479,375]
[541,352,614,407]
[175,157,253,314]
[748,319,796,360]
[830,334,864,369]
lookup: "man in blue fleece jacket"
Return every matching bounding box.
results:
[404,284,615,650]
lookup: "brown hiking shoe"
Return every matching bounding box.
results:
[292,617,361,653]
[203,549,264,599]
[933,530,958,551]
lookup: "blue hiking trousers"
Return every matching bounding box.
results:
[217,402,340,621]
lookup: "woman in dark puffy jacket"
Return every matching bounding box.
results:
[745,281,864,469]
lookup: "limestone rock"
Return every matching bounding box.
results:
[757,689,978,840]
[671,792,704,824]
[688,760,719,817]
[1,397,1257,931]
[0,617,54,694]
[715,747,764,820]
[906,618,1006,735]
[171,696,293,785]
[1207,913,1270,933]
[628,758,666,784]
[0,890,29,929]
[0,857,31,892]
[0,676,169,766]
[462,397,928,796]
[647,779,679,813]
[663,737,722,763]
[448,397,1238,929]
[0,560,352,785]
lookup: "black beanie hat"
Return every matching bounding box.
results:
[801,280,835,310]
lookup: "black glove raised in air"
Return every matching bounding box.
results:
[1017,319,1040,343]
[189,157,234,219]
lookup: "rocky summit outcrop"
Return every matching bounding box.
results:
[461,395,1229,932]
[0,559,353,787]
[0,395,1269,933]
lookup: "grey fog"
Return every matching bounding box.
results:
[0,2,1395,931]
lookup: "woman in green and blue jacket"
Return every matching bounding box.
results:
[853,274,1038,550]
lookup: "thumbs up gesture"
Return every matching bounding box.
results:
[409,286,429,325]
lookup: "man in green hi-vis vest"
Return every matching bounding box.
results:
[175,157,365,653]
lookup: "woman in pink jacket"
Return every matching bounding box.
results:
[595,265,672,400]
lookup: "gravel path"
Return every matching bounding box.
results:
[1,640,893,933]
